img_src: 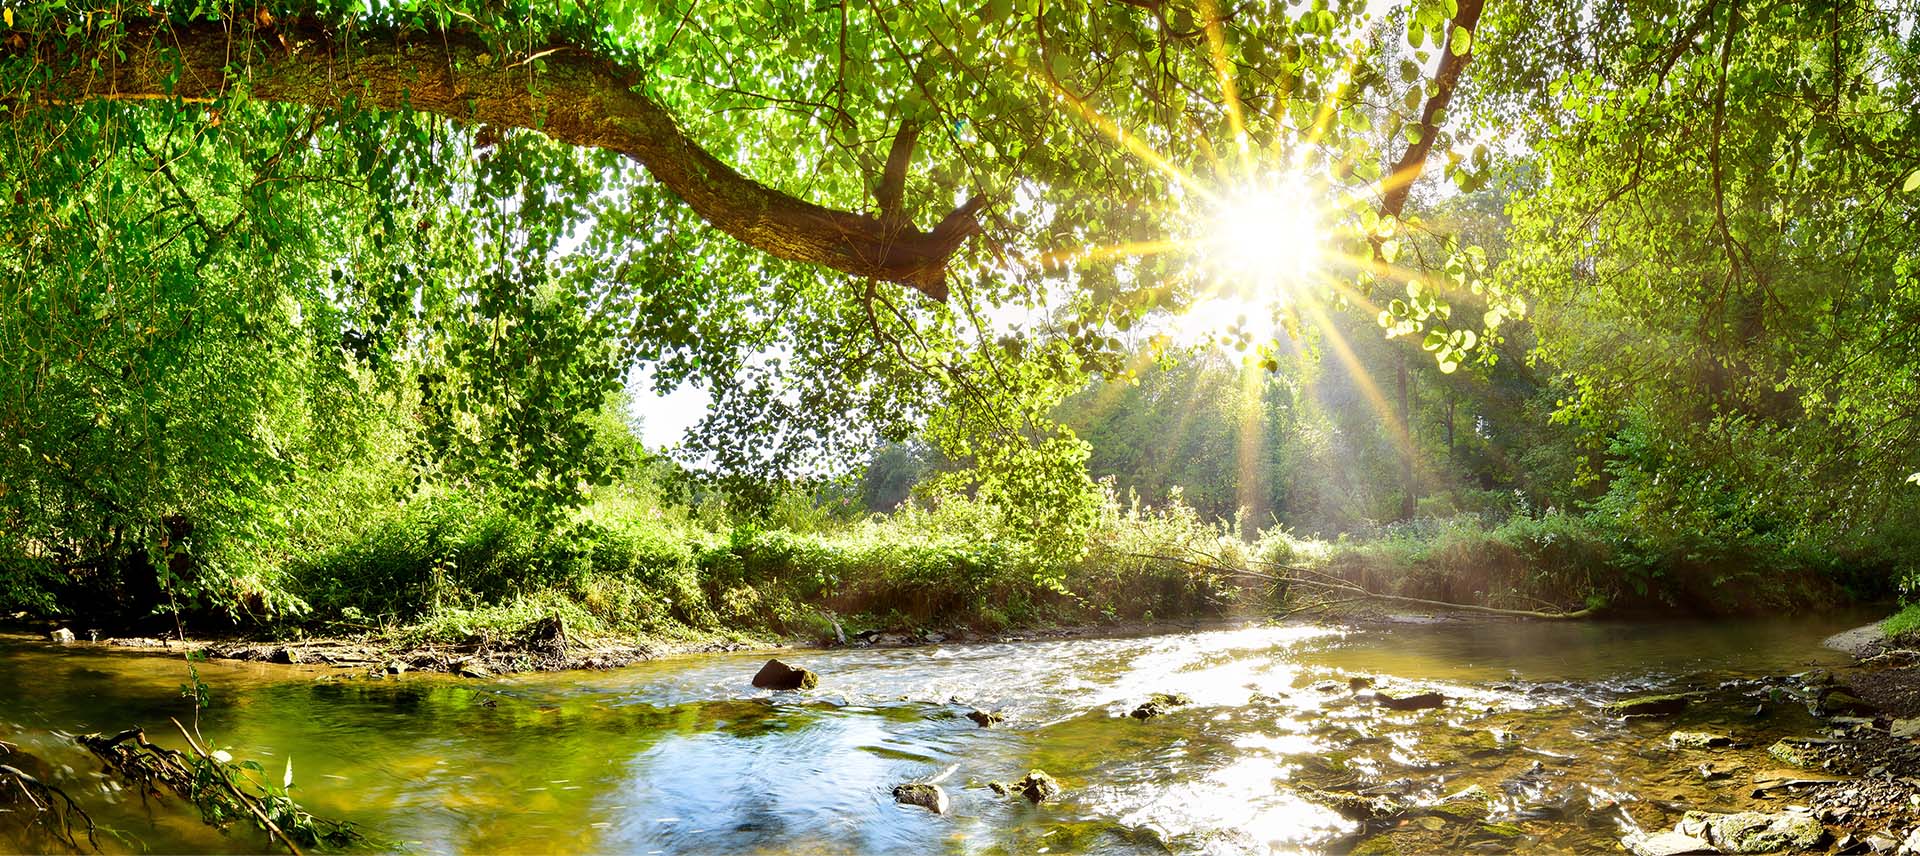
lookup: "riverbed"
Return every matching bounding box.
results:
[0,615,1871,853]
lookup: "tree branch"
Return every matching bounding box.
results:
[7,17,984,300]
[1378,0,1487,220]
[875,118,921,229]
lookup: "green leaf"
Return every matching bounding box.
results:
[1450,26,1472,56]
[1904,169,1920,194]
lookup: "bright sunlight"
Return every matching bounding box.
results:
[1205,174,1328,291]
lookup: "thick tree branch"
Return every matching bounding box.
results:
[875,118,920,229]
[7,18,983,300]
[1378,0,1487,220]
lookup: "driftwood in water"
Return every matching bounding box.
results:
[1,739,97,853]
[78,722,360,854]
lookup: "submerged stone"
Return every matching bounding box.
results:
[1427,784,1493,821]
[751,658,819,691]
[892,782,949,814]
[1605,692,1699,718]
[1669,731,1734,749]
[1302,786,1401,821]
[1349,834,1401,856]
[1375,691,1446,711]
[1479,822,1525,839]
[1129,692,1192,720]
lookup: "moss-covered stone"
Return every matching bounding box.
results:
[1349,834,1401,856]
[1766,738,1824,768]
[965,708,1004,727]
[1817,690,1876,717]
[891,782,949,814]
[1479,822,1525,839]
[1129,692,1192,720]
[1668,731,1734,749]
[1013,770,1061,804]
[1678,810,1826,853]
[1428,784,1493,822]
[1302,787,1401,821]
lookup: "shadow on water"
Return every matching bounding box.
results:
[0,613,1869,854]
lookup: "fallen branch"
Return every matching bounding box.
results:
[1112,546,1596,620]
[78,726,359,853]
[170,718,304,856]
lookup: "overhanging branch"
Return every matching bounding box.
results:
[5,17,984,300]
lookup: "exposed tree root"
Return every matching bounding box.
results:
[1,750,98,853]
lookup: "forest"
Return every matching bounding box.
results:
[3,0,1915,643]
[1,1,1918,852]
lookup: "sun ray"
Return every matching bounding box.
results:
[1039,238,1194,272]
[1200,0,1252,178]
[1293,298,1418,464]
[1033,73,1220,204]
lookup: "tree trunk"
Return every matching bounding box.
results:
[6,18,982,299]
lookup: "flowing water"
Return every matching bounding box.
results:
[0,615,1870,854]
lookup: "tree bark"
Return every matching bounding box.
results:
[7,18,983,300]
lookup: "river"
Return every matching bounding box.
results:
[0,615,1868,854]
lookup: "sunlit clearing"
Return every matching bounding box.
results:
[1206,174,1326,290]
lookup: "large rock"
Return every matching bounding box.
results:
[1130,692,1192,720]
[892,782,949,814]
[1678,810,1827,853]
[46,627,74,644]
[751,659,819,690]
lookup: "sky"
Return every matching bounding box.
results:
[626,366,712,450]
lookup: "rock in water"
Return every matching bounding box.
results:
[966,709,1004,727]
[1376,691,1447,711]
[1013,770,1061,804]
[892,782,949,814]
[751,659,819,690]
[1129,692,1193,719]
[47,627,74,644]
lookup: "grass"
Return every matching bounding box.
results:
[1882,603,1920,645]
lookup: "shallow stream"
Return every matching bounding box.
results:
[0,615,1870,853]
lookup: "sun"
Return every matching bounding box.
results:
[1204,174,1327,292]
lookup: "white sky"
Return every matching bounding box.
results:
[625,366,712,449]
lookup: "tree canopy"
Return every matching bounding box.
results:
[2,0,1917,617]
